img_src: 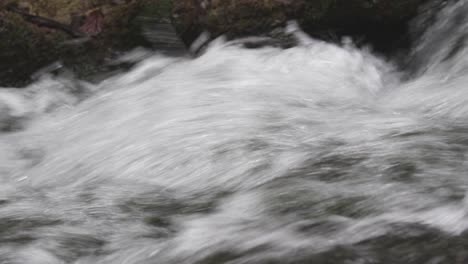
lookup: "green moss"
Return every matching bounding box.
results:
[0,13,62,86]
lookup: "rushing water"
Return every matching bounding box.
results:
[2,1,468,263]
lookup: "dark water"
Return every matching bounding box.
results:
[1,1,468,263]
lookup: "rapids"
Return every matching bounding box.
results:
[1,1,468,263]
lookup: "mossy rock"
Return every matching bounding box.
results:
[0,0,174,87]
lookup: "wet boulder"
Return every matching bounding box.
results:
[0,0,175,87]
[172,0,434,51]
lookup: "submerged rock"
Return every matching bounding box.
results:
[172,0,435,52]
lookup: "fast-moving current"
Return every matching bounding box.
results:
[1,1,468,263]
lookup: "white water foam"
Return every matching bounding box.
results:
[1,1,468,263]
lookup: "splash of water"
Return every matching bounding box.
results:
[1,1,468,263]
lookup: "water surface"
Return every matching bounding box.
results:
[1,1,468,263]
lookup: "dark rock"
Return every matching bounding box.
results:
[172,0,438,53]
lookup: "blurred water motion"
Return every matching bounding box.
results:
[1,1,468,263]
